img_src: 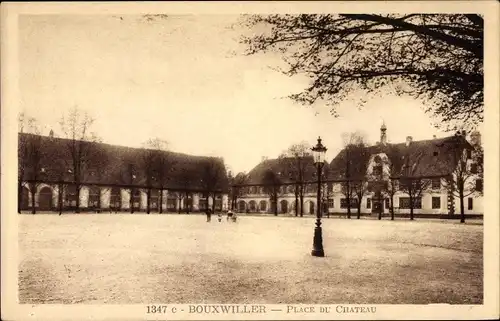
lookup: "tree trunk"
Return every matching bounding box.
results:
[58,184,63,215]
[390,194,395,221]
[130,189,134,214]
[299,185,304,217]
[147,188,151,214]
[459,189,465,223]
[159,188,163,214]
[75,184,81,213]
[98,188,102,211]
[30,184,36,214]
[347,193,351,219]
[274,192,278,216]
[294,189,299,217]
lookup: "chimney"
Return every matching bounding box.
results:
[405,136,413,146]
[49,129,54,138]
[380,121,387,145]
[432,135,437,139]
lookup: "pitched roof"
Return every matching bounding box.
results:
[19,133,229,192]
[328,135,471,179]
[245,156,327,185]
[243,135,472,185]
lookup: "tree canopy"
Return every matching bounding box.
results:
[241,14,483,130]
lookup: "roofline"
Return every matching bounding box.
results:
[232,174,450,187]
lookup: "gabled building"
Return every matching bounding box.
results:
[235,124,483,218]
[235,156,326,215]
[18,132,229,213]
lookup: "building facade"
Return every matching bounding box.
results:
[18,133,229,213]
[235,125,483,218]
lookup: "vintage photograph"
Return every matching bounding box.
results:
[2,2,499,320]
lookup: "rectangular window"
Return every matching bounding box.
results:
[432,197,441,209]
[470,163,478,174]
[468,198,473,210]
[431,178,441,190]
[399,197,422,209]
[385,198,390,209]
[366,198,371,209]
[340,198,358,208]
[199,199,208,210]
[373,165,383,177]
[328,198,334,208]
[466,149,472,159]
[475,179,483,192]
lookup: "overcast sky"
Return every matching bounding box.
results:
[19,14,456,174]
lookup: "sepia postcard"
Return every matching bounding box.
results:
[1,1,499,320]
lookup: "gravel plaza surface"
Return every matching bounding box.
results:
[18,213,483,304]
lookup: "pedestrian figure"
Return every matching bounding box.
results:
[217,212,222,222]
[227,210,234,221]
[206,208,212,222]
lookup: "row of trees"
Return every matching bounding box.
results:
[227,131,483,222]
[18,107,228,214]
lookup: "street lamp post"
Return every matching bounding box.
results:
[311,136,327,257]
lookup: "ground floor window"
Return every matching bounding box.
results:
[385,198,390,209]
[238,200,246,212]
[432,197,441,209]
[259,200,267,211]
[198,198,208,210]
[249,200,257,212]
[366,198,371,209]
[167,197,177,210]
[399,197,422,209]
[340,198,358,209]
[468,197,473,210]
[328,198,334,208]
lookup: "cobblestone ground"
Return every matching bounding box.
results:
[18,214,483,304]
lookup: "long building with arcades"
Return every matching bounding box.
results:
[18,132,230,213]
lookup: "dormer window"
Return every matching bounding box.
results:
[466,150,472,159]
[373,165,383,177]
[433,151,439,156]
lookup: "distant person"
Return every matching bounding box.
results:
[206,208,212,222]
[217,212,222,222]
[227,210,234,221]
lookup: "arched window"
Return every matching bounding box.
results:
[66,185,78,207]
[249,200,257,212]
[21,186,30,210]
[150,189,159,210]
[39,186,53,210]
[167,194,178,211]
[259,200,267,211]
[238,200,246,212]
[132,189,141,210]
[287,185,295,194]
[89,186,100,209]
[249,186,255,194]
[280,200,288,213]
[110,187,121,210]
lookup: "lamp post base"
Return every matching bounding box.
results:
[311,226,325,257]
